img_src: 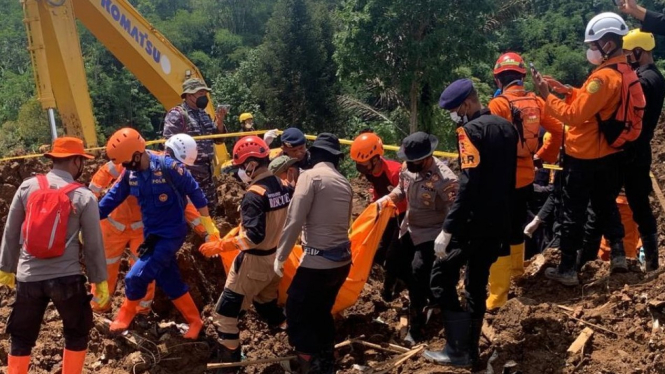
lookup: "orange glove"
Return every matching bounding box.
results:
[199,238,238,258]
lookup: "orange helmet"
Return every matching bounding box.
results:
[106,128,146,164]
[493,52,526,75]
[233,136,269,165]
[350,132,384,163]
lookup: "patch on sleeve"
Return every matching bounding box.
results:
[456,127,480,169]
[586,78,602,94]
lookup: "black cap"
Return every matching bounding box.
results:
[309,133,343,156]
[397,132,439,161]
[439,78,474,110]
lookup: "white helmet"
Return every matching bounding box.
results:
[585,12,629,43]
[165,134,198,166]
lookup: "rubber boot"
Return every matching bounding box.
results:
[544,267,579,286]
[423,311,472,367]
[318,348,335,374]
[642,233,660,272]
[469,318,483,367]
[403,307,425,346]
[216,344,241,374]
[8,355,30,374]
[610,241,628,274]
[110,298,141,332]
[510,243,525,278]
[486,256,512,311]
[62,349,86,374]
[172,292,203,339]
[296,352,320,374]
[576,236,601,272]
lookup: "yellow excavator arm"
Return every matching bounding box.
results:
[21,0,228,166]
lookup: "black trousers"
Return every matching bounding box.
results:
[6,275,93,356]
[374,213,401,266]
[509,184,533,246]
[380,213,406,291]
[286,263,351,355]
[400,233,435,312]
[190,161,218,213]
[625,145,657,236]
[430,237,501,318]
[559,154,624,272]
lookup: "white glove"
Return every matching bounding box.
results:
[274,258,286,277]
[264,129,279,146]
[524,216,542,238]
[375,195,392,213]
[434,231,452,258]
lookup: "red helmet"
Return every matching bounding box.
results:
[493,52,526,75]
[233,136,269,165]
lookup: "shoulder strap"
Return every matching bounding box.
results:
[157,155,185,209]
[36,174,49,190]
[58,182,83,195]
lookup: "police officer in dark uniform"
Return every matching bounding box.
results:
[425,79,518,368]
[163,78,227,214]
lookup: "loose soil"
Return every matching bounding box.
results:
[2,127,665,373]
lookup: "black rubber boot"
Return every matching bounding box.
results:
[381,274,397,302]
[296,352,320,374]
[469,318,483,366]
[216,345,241,374]
[253,299,286,327]
[642,233,660,272]
[423,311,472,368]
[318,348,335,374]
[610,241,628,274]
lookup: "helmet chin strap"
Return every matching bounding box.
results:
[594,40,618,62]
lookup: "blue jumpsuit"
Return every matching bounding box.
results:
[99,152,208,300]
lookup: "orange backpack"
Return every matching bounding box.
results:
[596,63,645,148]
[497,92,542,158]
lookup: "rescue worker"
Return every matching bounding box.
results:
[350,132,407,302]
[274,133,352,374]
[485,52,564,310]
[269,155,299,186]
[619,0,665,34]
[89,134,217,314]
[163,78,227,213]
[425,79,517,368]
[99,128,219,339]
[619,29,664,270]
[0,137,108,374]
[280,127,311,170]
[533,13,634,284]
[378,132,459,344]
[239,112,255,131]
[199,136,293,369]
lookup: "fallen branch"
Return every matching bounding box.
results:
[567,327,594,355]
[650,174,665,214]
[559,312,618,337]
[206,355,297,369]
[350,339,409,354]
[374,344,425,374]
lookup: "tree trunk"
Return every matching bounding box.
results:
[409,80,418,134]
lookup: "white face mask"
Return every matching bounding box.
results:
[586,48,604,65]
[449,110,468,125]
[238,168,252,183]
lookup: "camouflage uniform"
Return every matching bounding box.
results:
[163,79,219,213]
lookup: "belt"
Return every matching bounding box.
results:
[244,248,277,256]
[304,242,351,262]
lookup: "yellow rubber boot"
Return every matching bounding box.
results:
[8,355,30,374]
[62,349,86,374]
[172,292,203,340]
[486,255,512,311]
[510,243,526,278]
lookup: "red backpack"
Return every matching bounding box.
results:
[597,63,645,148]
[22,175,82,259]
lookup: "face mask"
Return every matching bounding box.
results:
[586,48,604,65]
[122,153,142,171]
[627,50,642,69]
[406,161,425,173]
[450,110,468,125]
[356,162,373,176]
[195,96,209,109]
[243,123,254,130]
[238,162,256,183]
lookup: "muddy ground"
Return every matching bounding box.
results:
[2,131,665,373]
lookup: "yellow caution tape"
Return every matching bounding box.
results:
[0,129,564,171]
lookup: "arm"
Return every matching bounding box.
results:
[163,108,186,139]
[235,192,267,250]
[443,127,483,236]
[545,72,615,127]
[276,173,315,261]
[0,185,27,273]
[535,99,565,163]
[89,161,124,198]
[80,193,108,284]
[168,160,208,211]
[642,9,665,34]
[387,166,406,203]
[98,172,130,219]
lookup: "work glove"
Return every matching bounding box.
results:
[524,216,542,238]
[375,195,393,214]
[205,233,221,243]
[274,258,286,277]
[434,231,452,258]
[264,129,279,146]
[0,270,16,288]
[92,280,110,309]
[201,216,221,239]
[199,238,238,258]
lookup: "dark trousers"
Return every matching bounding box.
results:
[125,236,188,300]
[380,213,406,292]
[400,233,435,312]
[625,145,657,236]
[190,162,217,213]
[374,213,401,266]
[286,263,351,355]
[559,154,624,272]
[430,237,501,318]
[509,184,532,246]
[6,275,93,356]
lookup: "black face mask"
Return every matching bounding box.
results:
[355,158,377,176]
[122,153,142,171]
[628,50,643,69]
[406,161,424,173]
[195,96,209,109]
[297,151,312,170]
